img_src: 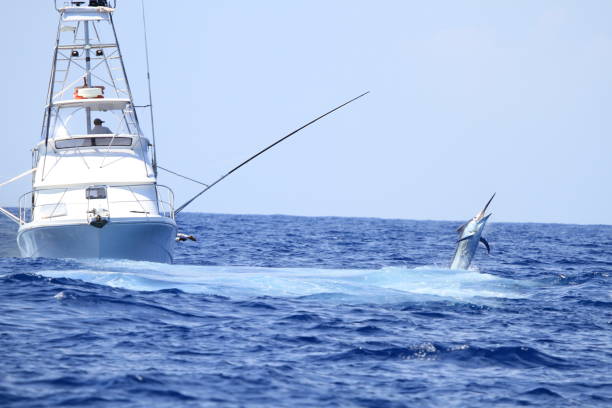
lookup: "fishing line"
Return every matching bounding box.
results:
[158,165,209,187]
[174,91,370,214]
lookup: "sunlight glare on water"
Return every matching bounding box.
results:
[37,261,528,302]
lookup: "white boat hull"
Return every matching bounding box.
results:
[17,218,177,263]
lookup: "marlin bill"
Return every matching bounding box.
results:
[450,194,495,270]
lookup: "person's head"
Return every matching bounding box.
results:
[93,118,104,126]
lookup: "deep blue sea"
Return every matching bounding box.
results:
[1,213,611,407]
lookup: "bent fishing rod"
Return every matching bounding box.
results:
[173,91,369,215]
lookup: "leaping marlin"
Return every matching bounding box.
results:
[449,193,495,270]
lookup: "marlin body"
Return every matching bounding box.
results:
[449,194,495,270]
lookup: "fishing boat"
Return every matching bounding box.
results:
[0,1,367,263]
[0,1,176,262]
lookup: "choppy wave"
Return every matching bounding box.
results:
[2,214,612,408]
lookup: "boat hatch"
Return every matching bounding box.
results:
[86,186,107,199]
[55,136,132,149]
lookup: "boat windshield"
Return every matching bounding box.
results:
[55,137,132,149]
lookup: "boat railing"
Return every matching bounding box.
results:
[55,1,117,11]
[18,184,174,225]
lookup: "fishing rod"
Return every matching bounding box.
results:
[174,91,369,215]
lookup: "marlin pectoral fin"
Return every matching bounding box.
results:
[457,234,474,243]
[480,237,490,253]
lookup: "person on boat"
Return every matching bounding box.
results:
[91,118,112,134]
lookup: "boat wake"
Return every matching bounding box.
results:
[35,261,528,303]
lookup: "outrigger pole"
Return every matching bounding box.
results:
[174,91,369,215]
[0,168,37,225]
[41,16,63,181]
[140,0,158,176]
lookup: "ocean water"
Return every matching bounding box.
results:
[0,213,611,407]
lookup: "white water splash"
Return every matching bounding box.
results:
[37,260,528,303]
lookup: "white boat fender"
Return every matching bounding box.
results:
[176,233,196,242]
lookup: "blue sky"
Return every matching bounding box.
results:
[2,1,612,224]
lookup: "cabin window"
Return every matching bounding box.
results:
[86,186,107,200]
[55,137,132,149]
[92,137,132,147]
